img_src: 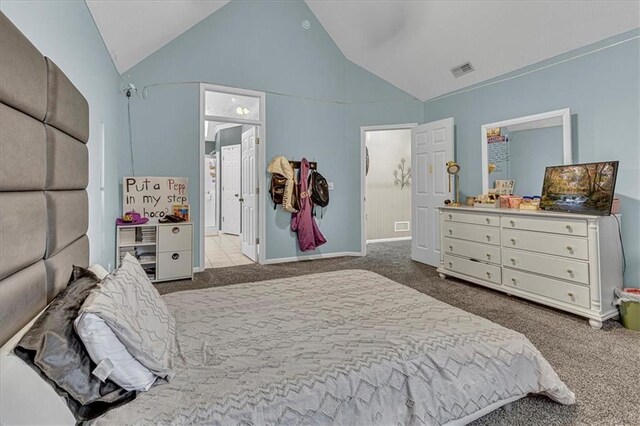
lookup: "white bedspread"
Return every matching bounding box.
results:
[96,270,574,425]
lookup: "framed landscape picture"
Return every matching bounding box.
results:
[541,161,618,215]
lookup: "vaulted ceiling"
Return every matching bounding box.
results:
[87,0,639,101]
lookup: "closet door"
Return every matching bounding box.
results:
[240,127,257,261]
[411,117,454,266]
[221,145,241,235]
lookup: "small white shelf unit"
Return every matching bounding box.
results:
[116,222,193,283]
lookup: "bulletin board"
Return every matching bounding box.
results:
[122,176,188,219]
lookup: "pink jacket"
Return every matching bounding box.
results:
[291,158,327,251]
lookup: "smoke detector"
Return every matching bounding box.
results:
[451,62,475,78]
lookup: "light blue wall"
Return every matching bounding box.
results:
[424,29,640,285]
[121,0,422,265]
[508,126,563,196]
[1,1,122,270]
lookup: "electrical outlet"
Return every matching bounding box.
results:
[328,181,334,190]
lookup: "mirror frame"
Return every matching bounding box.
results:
[481,108,572,193]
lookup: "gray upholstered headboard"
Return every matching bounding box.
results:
[0,13,89,346]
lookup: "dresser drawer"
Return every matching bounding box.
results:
[443,222,500,246]
[443,210,499,227]
[502,229,588,260]
[501,215,587,237]
[503,248,589,285]
[444,237,501,265]
[157,250,192,280]
[444,254,501,285]
[503,268,590,309]
[158,224,192,253]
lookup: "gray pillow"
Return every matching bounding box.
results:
[79,254,176,380]
[13,267,136,421]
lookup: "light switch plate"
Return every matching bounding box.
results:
[328,181,334,190]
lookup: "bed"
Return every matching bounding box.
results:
[0,11,574,426]
[94,270,574,425]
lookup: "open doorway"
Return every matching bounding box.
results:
[361,124,416,255]
[199,85,265,269]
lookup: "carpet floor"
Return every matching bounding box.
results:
[157,241,639,425]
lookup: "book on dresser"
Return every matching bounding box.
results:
[116,222,193,283]
[437,206,623,329]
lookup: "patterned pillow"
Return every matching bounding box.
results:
[78,254,176,381]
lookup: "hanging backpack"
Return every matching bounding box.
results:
[269,173,287,207]
[308,169,329,208]
[270,173,299,210]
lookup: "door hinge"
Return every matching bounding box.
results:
[222,217,224,222]
[255,237,259,244]
[256,137,260,144]
[256,187,259,194]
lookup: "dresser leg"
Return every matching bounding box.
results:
[589,319,603,330]
[438,272,447,279]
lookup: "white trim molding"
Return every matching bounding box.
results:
[480,108,572,193]
[366,237,411,244]
[360,123,417,258]
[199,83,267,270]
[264,252,363,265]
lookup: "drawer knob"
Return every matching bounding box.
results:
[448,229,453,235]
[568,292,574,298]
[566,224,573,232]
[510,220,515,226]
[510,258,516,264]
[486,253,491,259]
[172,253,180,260]
[448,214,453,219]
[485,218,491,224]
[566,245,573,252]
[449,245,453,251]
[172,227,180,234]
[486,272,491,278]
[510,238,516,245]
[486,235,491,241]
[511,278,517,285]
[448,262,453,268]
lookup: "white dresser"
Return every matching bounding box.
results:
[116,222,193,283]
[437,206,623,328]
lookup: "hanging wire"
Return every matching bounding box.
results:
[126,90,136,175]
[613,214,626,276]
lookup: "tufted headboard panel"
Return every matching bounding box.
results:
[0,13,90,346]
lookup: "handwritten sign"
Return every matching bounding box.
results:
[122,176,188,219]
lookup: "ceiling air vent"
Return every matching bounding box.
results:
[451,62,474,78]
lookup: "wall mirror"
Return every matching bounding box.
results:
[481,108,572,196]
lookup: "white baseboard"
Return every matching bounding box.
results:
[193,266,205,273]
[367,237,411,243]
[265,251,363,265]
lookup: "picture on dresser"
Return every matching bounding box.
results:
[541,161,619,215]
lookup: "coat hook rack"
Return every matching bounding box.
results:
[289,160,318,170]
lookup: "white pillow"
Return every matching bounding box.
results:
[88,263,109,280]
[74,313,157,391]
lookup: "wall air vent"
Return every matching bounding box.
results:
[451,62,474,78]
[395,221,410,232]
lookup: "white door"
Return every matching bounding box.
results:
[204,154,217,235]
[411,118,454,266]
[240,127,257,261]
[221,145,241,235]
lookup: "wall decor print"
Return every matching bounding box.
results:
[541,161,618,215]
[393,158,411,190]
[123,176,189,219]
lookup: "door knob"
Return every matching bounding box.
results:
[239,198,244,202]
[234,193,239,197]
